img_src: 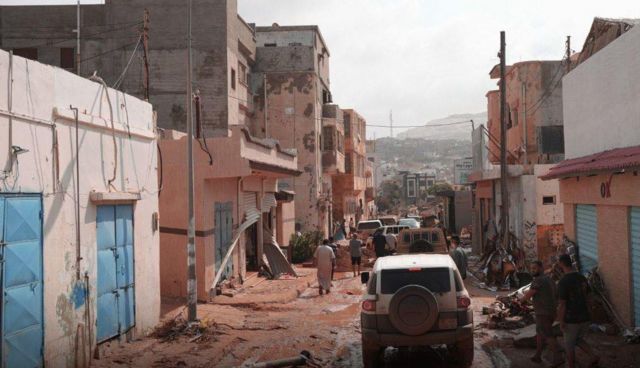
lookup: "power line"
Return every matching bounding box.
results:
[79,41,139,64]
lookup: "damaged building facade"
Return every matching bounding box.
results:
[0,50,159,367]
[470,58,565,263]
[252,25,337,236]
[544,18,640,327]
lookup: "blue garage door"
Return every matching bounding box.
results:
[576,204,598,275]
[96,205,135,343]
[0,194,44,368]
[630,207,640,327]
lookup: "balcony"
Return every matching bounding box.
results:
[322,149,345,174]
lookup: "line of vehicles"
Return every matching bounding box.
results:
[354,215,474,367]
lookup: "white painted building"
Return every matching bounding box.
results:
[563,23,640,159]
[0,50,159,367]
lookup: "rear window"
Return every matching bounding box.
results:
[420,232,430,240]
[403,233,411,243]
[367,272,377,294]
[381,218,396,225]
[380,267,451,294]
[358,222,381,230]
[431,232,439,242]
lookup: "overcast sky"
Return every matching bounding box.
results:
[3,0,640,138]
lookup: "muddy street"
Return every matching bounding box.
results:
[93,270,499,368]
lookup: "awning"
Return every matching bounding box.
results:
[541,145,640,180]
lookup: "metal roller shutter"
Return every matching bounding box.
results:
[261,192,277,213]
[576,204,598,275]
[630,207,640,326]
[242,192,257,218]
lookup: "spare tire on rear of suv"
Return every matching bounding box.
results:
[409,239,433,253]
[388,285,439,336]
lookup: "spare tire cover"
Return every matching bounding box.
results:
[409,239,433,253]
[388,285,439,336]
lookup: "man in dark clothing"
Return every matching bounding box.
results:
[520,260,562,366]
[557,254,598,368]
[449,236,468,279]
[372,230,387,258]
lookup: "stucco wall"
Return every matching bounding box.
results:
[559,172,640,326]
[0,52,158,367]
[563,24,640,159]
[535,165,564,225]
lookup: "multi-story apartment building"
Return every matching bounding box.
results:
[470,58,566,263]
[251,24,337,235]
[332,109,371,224]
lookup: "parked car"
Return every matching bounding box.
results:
[356,220,383,239]
[398,217,420,229]
[396,227,448,254]
[360,254,473,367]
[378,215,398,226]
[365,225,410,247]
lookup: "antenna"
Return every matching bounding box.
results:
[389,110,394,138]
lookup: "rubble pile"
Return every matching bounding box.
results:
[483,289,534,330]
[334,243,376,272]
[152,315,221,343]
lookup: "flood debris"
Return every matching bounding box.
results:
[249,350,321,368]
[482,288,534,330]
[152,315,221,343]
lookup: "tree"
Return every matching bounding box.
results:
[376,180,402,213]
[427,182,453,196]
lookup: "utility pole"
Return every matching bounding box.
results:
[142,9,150,101]
[389,110,394,138]
[186,0,197,323]
[499,31,509,249]
[75,0,81,75]
[565,35,571,73]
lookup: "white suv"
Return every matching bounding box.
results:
[360,254,474,367]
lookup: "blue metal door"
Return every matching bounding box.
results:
[96,205,135,343]
[630,207,640,326]
[215,202,233,280]
[576,204,598,275]
[1,194,44,368]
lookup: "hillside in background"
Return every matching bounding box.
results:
[396,112,487,141]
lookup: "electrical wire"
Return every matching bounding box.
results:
[112,34,143,89]
[79,41,139,64]
[226,93,473,129]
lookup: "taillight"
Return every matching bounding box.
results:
[457,296,471,309]
[362,300,376,312]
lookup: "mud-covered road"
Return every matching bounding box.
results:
[94,271,499,367]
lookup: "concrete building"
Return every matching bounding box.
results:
[399,171,436,206]
[0,0,257,136]
[543,19,640,327]
[332,109,371,225]
[470,58,565,263]
[0,50,158,367]
[252,25,335,235]
[158,127,299,301]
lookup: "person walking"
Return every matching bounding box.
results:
[349,233,363,277]
[556,254,599,368]
[314,239,335,295]
[328,237,338,281]
[449,236,468,279]
[349,217,356,234]
[372,230,387,258]
[520,260,562,366]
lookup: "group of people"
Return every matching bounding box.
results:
[314,233,365,295]
[519,254,599,368]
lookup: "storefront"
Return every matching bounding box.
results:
[543,146,640,327]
